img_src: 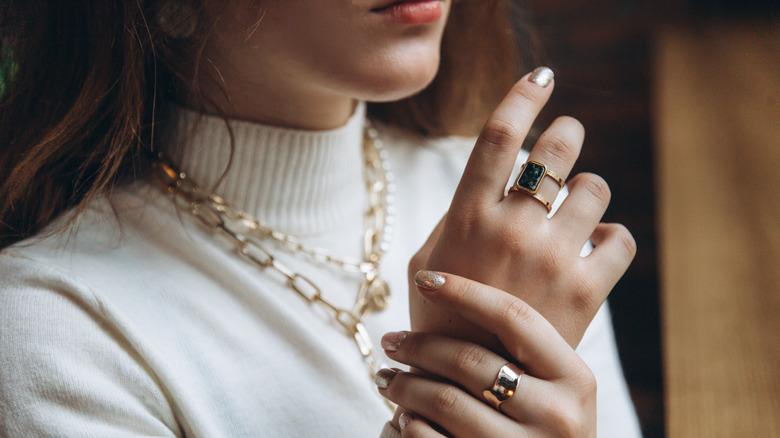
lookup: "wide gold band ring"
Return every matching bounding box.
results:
[509,161,565,213]
[482,363,525,412]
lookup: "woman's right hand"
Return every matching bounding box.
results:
[409,67,636,349]
[380,272,598,437]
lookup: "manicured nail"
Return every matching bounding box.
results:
[414,270,445,290]
[375,368,398,389]
[399,412,414,430]
[381,331,407,352]
[529,67,554,88]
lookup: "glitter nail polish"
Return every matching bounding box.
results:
[529,67,554,88]
[374,368,398,389]
[414,270,446,290]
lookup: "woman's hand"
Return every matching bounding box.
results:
[409,67,636,348]
[379,272,597,437]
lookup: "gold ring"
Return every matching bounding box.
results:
[482,363,524,412]
[509,161,565,212]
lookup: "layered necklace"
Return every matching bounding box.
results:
[152,123,395,408]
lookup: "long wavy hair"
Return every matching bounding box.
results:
[0,0,541,249]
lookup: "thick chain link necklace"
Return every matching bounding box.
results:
[152,123,396,409]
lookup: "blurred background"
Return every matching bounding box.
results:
[523,0,780,436]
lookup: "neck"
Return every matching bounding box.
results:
[164,102,368,236]
[189,55,356,131]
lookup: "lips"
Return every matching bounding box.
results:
[371,0,434,12]
[369,0,444,25]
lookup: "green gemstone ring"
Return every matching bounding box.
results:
[509,161,565,212]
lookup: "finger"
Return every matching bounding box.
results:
[551,173,611,250]
[397,410,446,438]
[507,116,584,218]
[583,223,636,296]
[382,331,565,424]
[376,369,520,437]
[451,67,555,211]
[412,270,579,379]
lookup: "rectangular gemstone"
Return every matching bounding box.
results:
[516,162,545,192]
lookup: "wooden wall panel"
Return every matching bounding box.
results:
[655,23,780,437]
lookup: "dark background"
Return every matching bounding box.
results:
[523,0,780,436]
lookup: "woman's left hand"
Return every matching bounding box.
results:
[408,71,635,351]
[377,271,597,437]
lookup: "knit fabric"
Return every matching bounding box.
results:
[0,104,641,437]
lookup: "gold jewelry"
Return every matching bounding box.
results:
[483,363,524,412]
[510,160,564,212]
[152,122,395,410]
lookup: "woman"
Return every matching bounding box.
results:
[0,0,641,436]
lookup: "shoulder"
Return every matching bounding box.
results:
[0,181,189,350]
[0,232,139,368]
[0,220,179,436]
[2,181,184,277]
[0,248,103,313]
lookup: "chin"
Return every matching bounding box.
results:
[349,53,442,103]
[360,73,439,103]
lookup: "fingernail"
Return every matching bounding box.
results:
[375,368,398,389]
[399,412,414,430]
[381,331,407,352]
[414,270,446,290]
[529,67,554,88]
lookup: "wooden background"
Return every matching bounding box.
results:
[655,22,780,437]
[525,0,780,436]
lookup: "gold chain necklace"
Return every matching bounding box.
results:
[152,123,395,409]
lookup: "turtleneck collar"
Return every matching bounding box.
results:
[163,103,367,237]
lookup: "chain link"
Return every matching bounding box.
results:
[154,127,392,275]
[152,123,394,411]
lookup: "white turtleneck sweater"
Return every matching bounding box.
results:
[0,104,641,437]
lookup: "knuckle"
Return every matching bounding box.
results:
[496,208,530,243]
[451,343,487,374]
[455,279,479,303]
[579,369,598,395]
[444,212,479,238]
[480,119,520,148]
[539,241,567,274]
[550,406,588,438]
[530,239,568,282]
[501,298,534,327]
[577,173,611,204]
[566,361,598,398]
[556,115,585,136]
[571,273,600,310]
[432,385,461,414]
[556,371,596,437]
[510,80,542,105]
[538,133,577,163]
[614,224,637,259]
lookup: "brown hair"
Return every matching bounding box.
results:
[0,0,539,249]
